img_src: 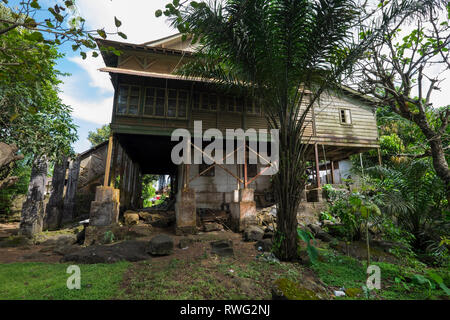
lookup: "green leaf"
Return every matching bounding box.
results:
[118,32,127,40]
[155,10,162,17]
[97,29,107,39]
[30,0,41,9]
[114,16,122,28]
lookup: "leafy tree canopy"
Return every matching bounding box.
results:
[0,6,77,160]
[87,124,111,147]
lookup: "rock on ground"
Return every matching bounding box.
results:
[61,240,150,264]
[124,212,140,226]
[148,234,174,256]
[272,278,320,300]
[244,225,264,242]
[210,240,234,257]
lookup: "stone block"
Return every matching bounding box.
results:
[175,188,197,235]
[89,186,120,227]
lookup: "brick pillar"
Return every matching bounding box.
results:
[175,188,197,235]
[230,188,257,232]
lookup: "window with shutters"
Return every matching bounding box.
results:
[339,108,352,125]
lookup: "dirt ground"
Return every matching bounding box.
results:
[0,222,261,265]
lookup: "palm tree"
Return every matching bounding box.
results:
[160,0,439,261]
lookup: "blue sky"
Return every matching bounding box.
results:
[41,0,175,153]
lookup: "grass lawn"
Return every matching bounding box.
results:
[0,262,129,300]
[0,248,448,300]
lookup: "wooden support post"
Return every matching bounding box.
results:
[244,141,248,188]
[110,140,119,188]
[314,143,321,188]
[103,135,114,187]
[330,160,335,184]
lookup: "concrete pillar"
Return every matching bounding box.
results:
[175,188,197,235]
[230,188,257,232]
[89,186,120,227]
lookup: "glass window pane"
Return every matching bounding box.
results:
[178,100,187,118]
[155,89,165,116]
[144,88,155,115]
[117,86,128,114]
[178,91,188,118]
[128,103,138,115]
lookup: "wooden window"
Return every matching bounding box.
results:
[143,87,188,119]
[117,85,140,115]
[167,89,178,118]
[155,88,166,116]
[199,163,215,177]
[339,109,352,125]
[178,90,188,118]
[144,88,156,116]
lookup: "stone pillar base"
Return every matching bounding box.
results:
[89,186,120,227]
[230,188,257,232]
[175,188,197,235]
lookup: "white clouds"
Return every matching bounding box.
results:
[60,89,113,125]
[75,0,174,44]
[68,53,113,93]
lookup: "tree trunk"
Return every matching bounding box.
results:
[19,156,48,237]
[62,158,81,224]
[272,138,305,261]
[44,156,68,230]
[415,115,450,204]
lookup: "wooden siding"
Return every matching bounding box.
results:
[313,94,378,146]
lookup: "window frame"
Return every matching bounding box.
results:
[141,86,189,120]
[116,84,141,116]
[339,108,352,126]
